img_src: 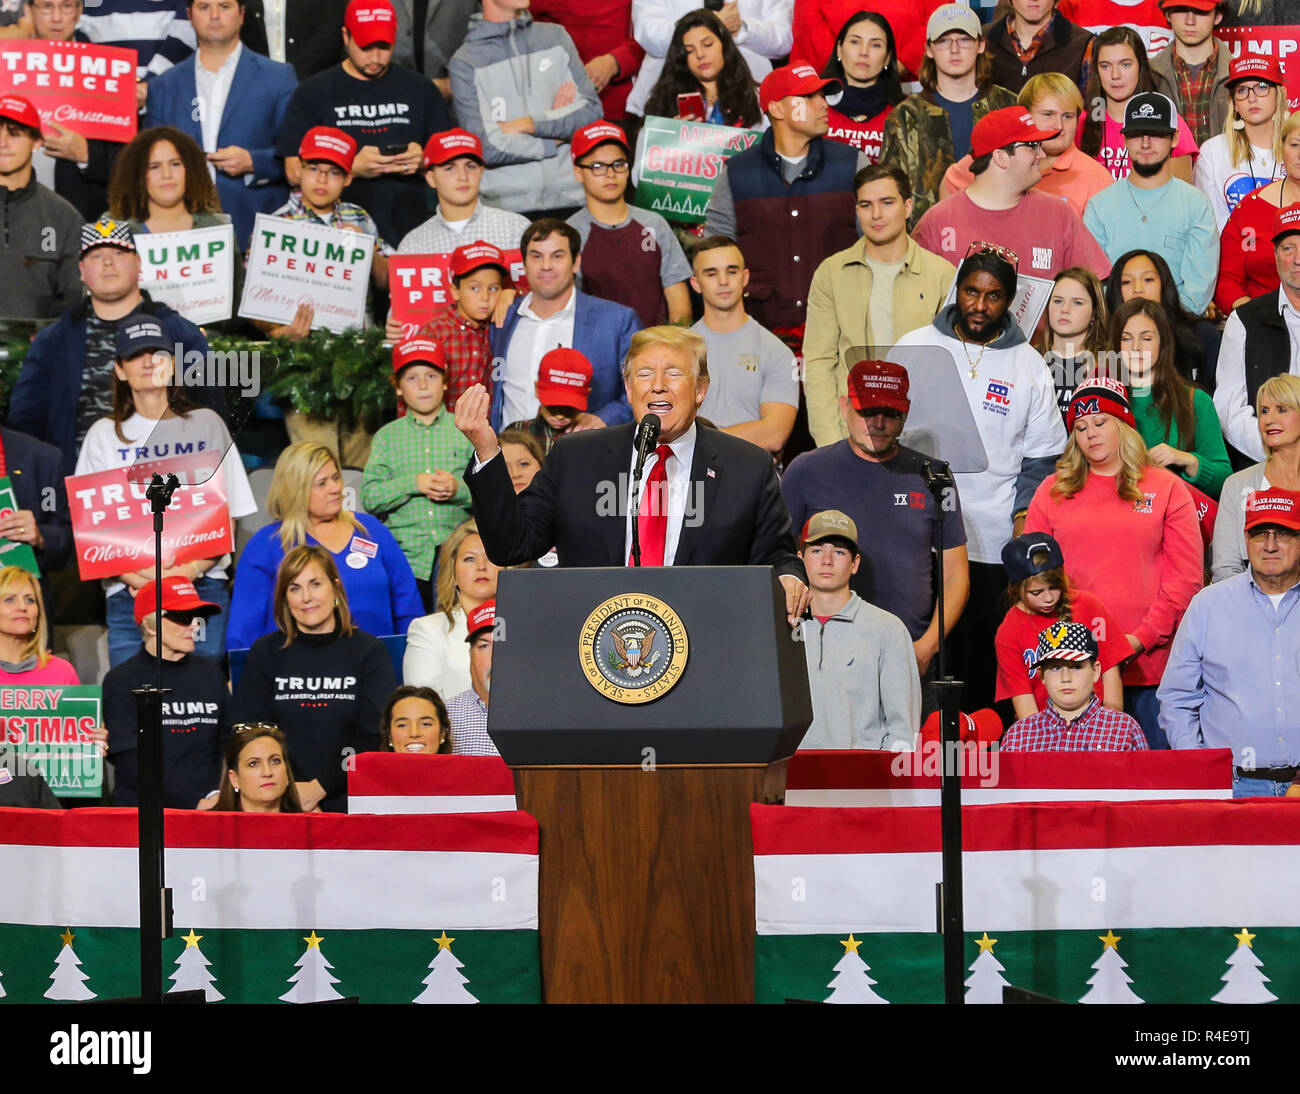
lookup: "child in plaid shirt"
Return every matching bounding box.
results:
[361,338,475,611]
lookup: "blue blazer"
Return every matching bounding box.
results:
[488,291,639,431]
[143,48,298,250]
[0,427,72,573]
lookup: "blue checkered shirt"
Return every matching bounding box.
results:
[446,688,497,756]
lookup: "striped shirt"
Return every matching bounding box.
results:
[1000,694,1149,752]
[446,688,496,756]
[360,406,474,581]
[270,192,395,256]
[79,0,195,79]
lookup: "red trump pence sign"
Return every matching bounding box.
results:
[66,451,233,581]
[387,250,527,340]
[0,41,138,142]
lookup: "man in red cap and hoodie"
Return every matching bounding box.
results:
[703,63,867,342]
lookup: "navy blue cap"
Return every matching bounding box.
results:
[1001,532,1065,583]
[115,314,171,359]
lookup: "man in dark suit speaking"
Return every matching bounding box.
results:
[455,325,811,625]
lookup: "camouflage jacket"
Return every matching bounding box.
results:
[879,86,1019,226]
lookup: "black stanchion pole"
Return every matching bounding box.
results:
[923,460,965,1004]
[131,472,179,1003]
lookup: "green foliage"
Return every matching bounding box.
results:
[0,334,32,423]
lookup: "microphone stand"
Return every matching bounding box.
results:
[131,472,179,1003]
[922,458,965,1005]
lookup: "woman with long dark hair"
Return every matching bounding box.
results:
[1104,248,1221,390]
[1033,266,1110,418]
[107,126,229,236]
[643,10,762,129]
[213,724,307,813]
[820,11,904,160]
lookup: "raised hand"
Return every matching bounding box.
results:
[454,383,500,462]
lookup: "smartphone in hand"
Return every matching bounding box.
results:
[677,92,705,120]
[380,142,407,156]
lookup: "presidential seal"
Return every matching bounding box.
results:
[578,594,688,704]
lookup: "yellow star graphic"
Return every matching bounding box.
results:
[1100,929,1121,950]
[59,927,74,947]
[303,930,324,950]
[1234,928,1257,948]
[435,931,455,951]
[975,931,997,954]
[840,933,862,954]
[182,929,202,949]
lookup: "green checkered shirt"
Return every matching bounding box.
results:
[360,407,474,579]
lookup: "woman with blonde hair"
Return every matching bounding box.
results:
[0,566,77,683]
[1025,378,1204,747]
[1194,56,1288,231]
[1212,372,1300,580]
[403,520,500,702]
[1216,112,1300,312]
[213,724,307,813]
[226,441,422,650]
[230,546,394,812]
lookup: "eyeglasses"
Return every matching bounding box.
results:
[1232,81,1277,101]
[1246,526,1300,542]
[1008,141,1044,155]
[577,158,630,176]
[302,162,347,181]
[932,34,978,51]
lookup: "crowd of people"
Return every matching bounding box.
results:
[2,0,1300,814]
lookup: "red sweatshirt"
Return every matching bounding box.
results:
[1025,466,1204,686]
[1216,183,1282,314]
[531,0,644,120]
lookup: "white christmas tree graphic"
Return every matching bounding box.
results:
[279,931,344,1003]
[0,961,6,998]
[965,932,1011,1003]
[1211,928,1277,1004]
[169,929,225,1001]
[1079,929,1143,1004]
[824,934,889,1004]
[44,928,96,1001]
[413,931,478,1004]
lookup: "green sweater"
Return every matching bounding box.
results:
[1130,386,1231,499]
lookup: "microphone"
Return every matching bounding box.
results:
[632,413,661,481]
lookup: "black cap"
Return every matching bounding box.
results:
[1122,92,1178,136]
[1001,532,1065,583]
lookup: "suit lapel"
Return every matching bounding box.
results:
[673,427,719,566]
[572,292,595,357]
[604,425,630,564]
[178,61,202,146]
[219,51,255,146]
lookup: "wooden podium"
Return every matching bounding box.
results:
[490,568,811,1004]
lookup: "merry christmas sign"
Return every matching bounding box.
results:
[753,799,1300,1004]
[0,807,540,1003]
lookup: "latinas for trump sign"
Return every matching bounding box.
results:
[238,214,374,333]
[0,41,137,142]
[66,452,233,581]
[136,224,236,325]
[633,116,761,225]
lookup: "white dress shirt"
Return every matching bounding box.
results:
[500,287,578,425]
[623,423,698,566]
[194,42,242,181]
[1215,289,1300,462]
[262,0,287,64]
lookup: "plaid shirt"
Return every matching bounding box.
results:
[447,688,497,755]
[1171,40,1221,147]
[271,192,395,256]
[414,306,492,412]
[1000,694,1149,752]
[503,413,563,454]
[1005,13,1054,64]
[359,406,473,580]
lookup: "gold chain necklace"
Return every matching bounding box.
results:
[956,327,988,379]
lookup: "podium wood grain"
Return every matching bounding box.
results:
[514,761,788,1004]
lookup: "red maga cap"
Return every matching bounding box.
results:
[393,337,446,374]
[536,347,593,410]
[1228,54,1285,86]
[299,126,357,173]
[344,0,396,48]
[1159,0,1219,10]
[1067,377,1136,431]
[571,121,630,161]
[133,576,221,625]
[465,600,497,641]
[919,708,1003,746]
[971,106,1060,158]
[847,359,910,413]
[0,93,40,132]
[759,63,841,114]
[450,240,509,280]
[1273,203,1300,244]
[423,127,483,168]
[1244,488,1300,532]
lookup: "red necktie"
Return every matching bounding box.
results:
[631,444,672,566]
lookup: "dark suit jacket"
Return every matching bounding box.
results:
[487,291,638,431]
[0,427,72,572]
[467,422,805,582]
[240,0,351,81]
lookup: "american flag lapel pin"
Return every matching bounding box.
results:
[707,468,716,478]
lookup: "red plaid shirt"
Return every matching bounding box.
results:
[414,307,492,412]
[1171,40,1221,147]
[1000,695,1149,752]
[1005,13,1055,64]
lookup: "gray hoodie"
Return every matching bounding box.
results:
[449,11,603,213]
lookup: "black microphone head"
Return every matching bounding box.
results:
[636,413,662,447]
